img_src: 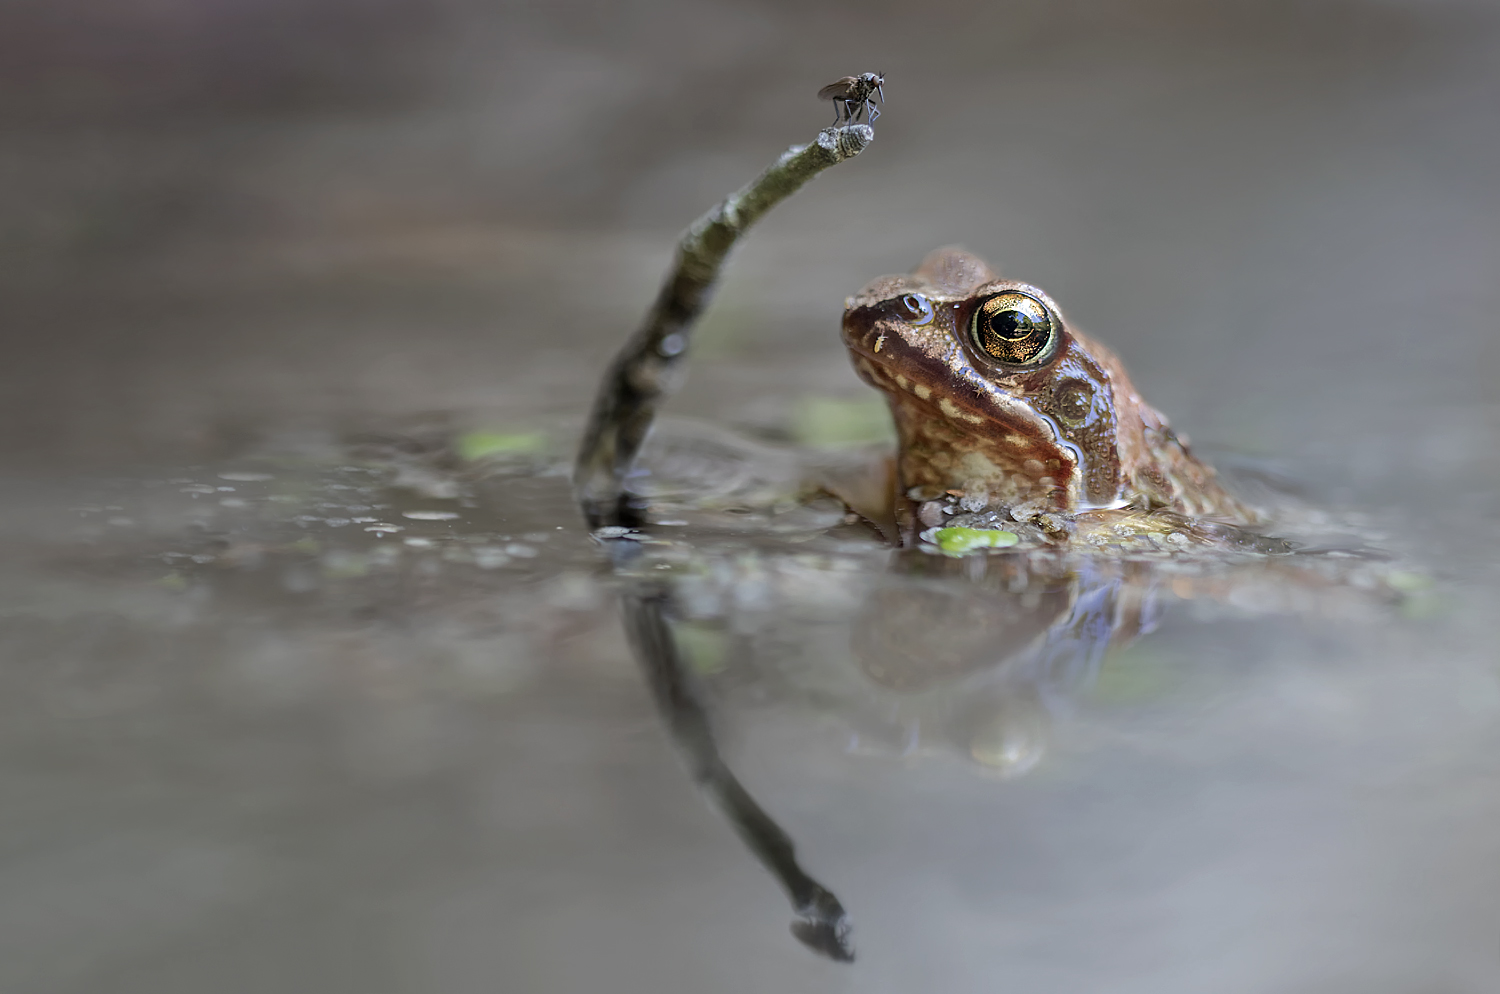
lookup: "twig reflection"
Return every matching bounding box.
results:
[618,566,855,961]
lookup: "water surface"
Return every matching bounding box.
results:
[3,0,1500,990]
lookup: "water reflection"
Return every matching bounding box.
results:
[604,469,1413,962]
[10,422,1488,989]
[619,573,855,962]
[851,552,1149,775]
[69,421,1419,970]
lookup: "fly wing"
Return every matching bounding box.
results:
[817,77,857,100]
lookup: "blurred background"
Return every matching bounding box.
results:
[2,0,1500,991]
[5,0,1498,471]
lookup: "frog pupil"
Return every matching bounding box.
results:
[989,310,1033,340]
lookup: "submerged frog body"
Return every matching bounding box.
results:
[841,247,1257,545]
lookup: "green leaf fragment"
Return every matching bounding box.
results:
[790,397,895,448]
[1384,571,1447,620]
[933,527,1020,555]
[1385,570,1433,593]
[672,621,730,675]
[1397,589,1450,620]
[455,430,547,461]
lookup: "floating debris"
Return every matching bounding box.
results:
[931,527,1020,556]
[402,510,462,521]
[455,430,547,461]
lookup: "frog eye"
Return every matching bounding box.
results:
[899,293,934,325]
[968,292,1058,367]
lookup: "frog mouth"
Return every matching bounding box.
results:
[845,344,1084,508]
[846,344,1060,449]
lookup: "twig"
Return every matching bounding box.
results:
[574,123,875,529]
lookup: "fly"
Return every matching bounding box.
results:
[818,72,885,126]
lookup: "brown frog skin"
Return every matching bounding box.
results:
[841,247,1255,544]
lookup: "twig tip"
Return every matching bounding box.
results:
[819,124,875,159]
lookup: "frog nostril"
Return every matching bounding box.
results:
[900,293,934,325]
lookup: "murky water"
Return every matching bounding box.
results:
[4,0,1500,991]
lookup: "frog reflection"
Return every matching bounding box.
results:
[614,537,1179,963]
[847,550,1160,774]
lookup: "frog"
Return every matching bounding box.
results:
[839,246,1262,549]
[598,246,1412,965]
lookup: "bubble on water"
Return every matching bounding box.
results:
[969,709,1047,777]
[402,510,461,521]
[473,547,511,569]
[403,537,435,548]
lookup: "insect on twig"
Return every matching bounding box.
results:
[818,72,885,126]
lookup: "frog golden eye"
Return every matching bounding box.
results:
[969,292,1057,367]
